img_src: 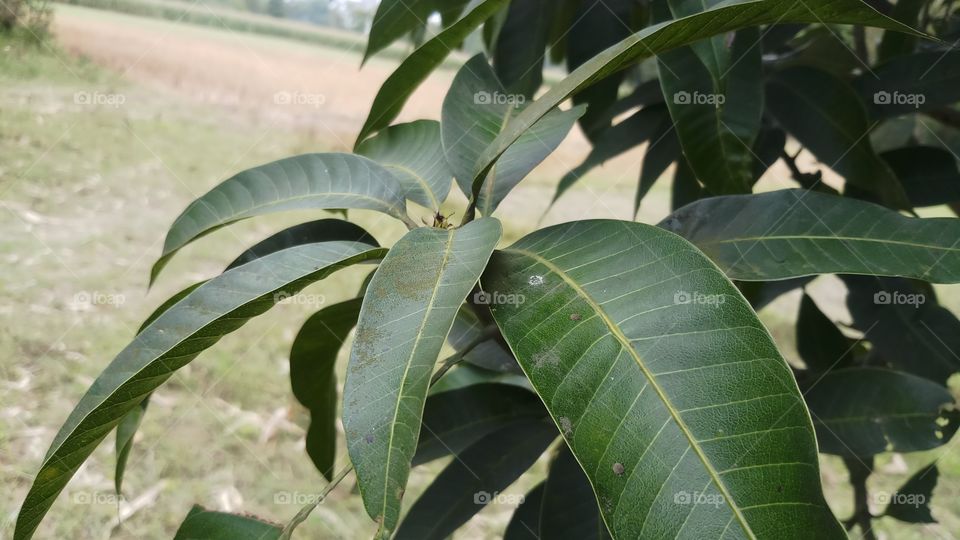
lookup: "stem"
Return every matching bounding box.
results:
[842,456,877,540]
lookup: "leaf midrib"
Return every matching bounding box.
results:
[505,246,755,539]
[708,234,960,252]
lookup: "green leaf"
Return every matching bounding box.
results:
[662,189,960,283]
[290,298,363,481]
[492,0,551,98]
[877,0,925,62]
[174,505,281,540]
[343,218,502,538]
[483,219,845,538]
[442,55,585,216]
[796,293,854,372]
[356,0,510,146]
[541,444,610,539]
[667,0,731,82]
[356,120,453,209]
[15,242,384,540]
[659,28,763,194]
[766,66,910,209]
[635,115,681,216]
[671,156,702,211]
[363,0,471,63]
[855,51,960,118]
[226,219,379,270]
[884,463,938,523]
[803,367,959,457]
[427,362,530,394]
[504,482,545,540]
[881,145,960,208]
[395,420,557,540]
[151,154,411,284]
[414,382,545,465]
[448,305,520,373]
[470,0,923,196]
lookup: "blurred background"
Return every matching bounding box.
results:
[0,1,958,538]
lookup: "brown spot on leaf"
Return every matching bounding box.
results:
[612,462,625,476]
[570,313,582,321]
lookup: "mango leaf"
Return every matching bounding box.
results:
[493,0,551,98]
[290,298,363,481]
[470,0,923,195]
[226,219,379,270]
[635,114,681,216]
[356,120,453,209]
[796,293,854,372]
[343,218,501,539]
[661,189,960,283]
[885,463,938,523]
[483,219,845,538]
[803,367,960,457]
[14,242,385,540]
[671,156,703,210]
[877,0,925,62]
[766,66,911,209]
[448,305,520,373]
[855,50,960,118]
[427,362,530,394]
[174,505,281,540]
[151,154,412,284]
[415,383,545,465]
[751,126,786,182]
[363,0,471,63]
[442,55,584,216]
[541,444,610,539]
[356,0,510,146]
[504,482,545,540]
[395,420,557,539]
[881,145,960,208]
[667,0,730,82]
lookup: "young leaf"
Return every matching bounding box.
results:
[483,219,845,538]
[356,120,453,209]
[15,242,385,540]
[885,463,939,523]
[356,0,510,146]
[504,482,545,540]
[290,298,363,481]
[395,420,557,539]
[661,189,960,283]
[796,293,854,372]
[226,219,379,270]
[442,55,584,216]
[540,444,610,539]
[470,0,923,197]
[174,505,281,540]
[343,218,501,539]
[151,154,411,284]
[803,367,960,457]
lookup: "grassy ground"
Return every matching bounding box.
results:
[1,5,959,539]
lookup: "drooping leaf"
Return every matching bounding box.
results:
[493,0,551,98]
[226,219,378,270]
[290,298,363,481]
[343,218,501,539]
[470,0,923,195]
[448,305,520,373]
[442,55,584,215]
[504,482,545,540]
[395,420,557,539]
[15,242,385,540]
[173,505,281,540]
[483,219,845,538]
[797,293,855,372]
[427,362,530,394]
[671,156,702,211]
[880,145,960,207]
[356,120,453,209]
[540,444,610,539]
[661,189,960,283]
[667,0,731,82]
[414,383,546,465]
[356,0,510,146]
[363,0,472,63]
[885,463,939,523]
[855,50,960,118]
[635,114,681,216]
[553,105,667,205]
[750,126,786,182]
[151,154,411,284]
[802,367,959,457]
[766,66,910,209]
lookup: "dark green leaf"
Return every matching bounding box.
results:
[427,363,529,394]
[493,0,551,98]
[448,306,520,373]
[151,154,411,284]
[356,0,510,146]
[856,51,960,118]
[751,126,786,182]
[343,218,501,539]
[881,145,960,207]
[797,293,854,372]
[803,367,959,457]
[662,189,960,282]
[504,482,544,540]
[15,242,384,540]
[885,463,938,523]
[667,0,731,82]
[363,0,471,62]
[356,120,453,209]
[226,219,378,270]
[173,505,281,540]
[671,157,702,211]
[635,115,680,216]
[395,420,557,540]
[541,444,610,539]
[291,298,363,480]
[877,0,925,62]
[483,219,845,538]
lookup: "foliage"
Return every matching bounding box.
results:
[14,0,960,539]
